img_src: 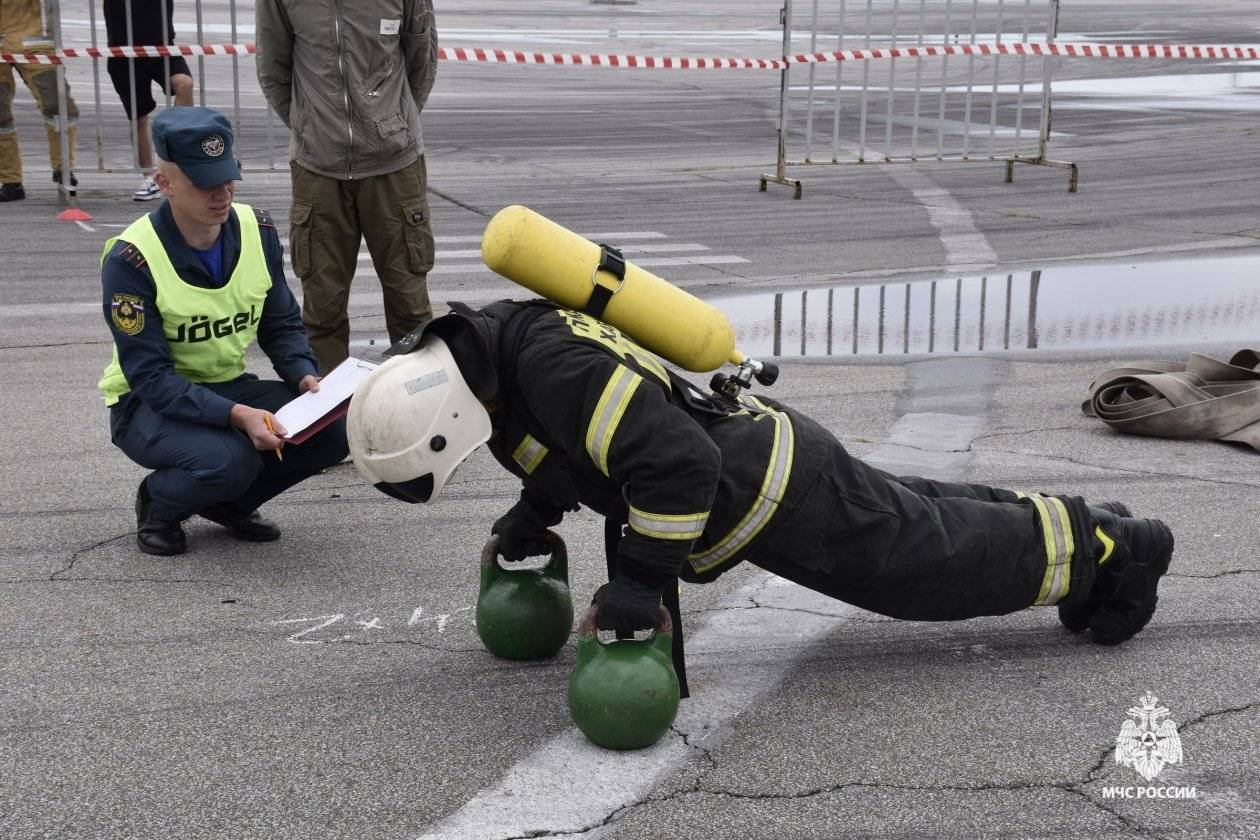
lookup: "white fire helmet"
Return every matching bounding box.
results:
[347,335,491,503]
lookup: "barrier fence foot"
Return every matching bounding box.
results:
[1003,156,1079,194]
[759,174,803,199]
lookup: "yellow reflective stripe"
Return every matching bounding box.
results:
[1046,497,1075,605]
[584,365,642,476]
[689,403,795,574]
[511,434,548,475]
[628,506,709,541]
[1030,494,1073,606]
[1095,525,1116,566]
[1014,490,1028,499]
[1030,496,1060,606]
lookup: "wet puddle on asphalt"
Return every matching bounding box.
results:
[713,253,1260,358]
[992,68,1260,112]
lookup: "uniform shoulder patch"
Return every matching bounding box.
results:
[110,293,146,336]
[253,207,274,228]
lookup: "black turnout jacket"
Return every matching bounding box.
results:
[420,300,824,594]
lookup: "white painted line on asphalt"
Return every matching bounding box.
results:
[283,242,712,266]
[75,221,95,232]
[887,168,997,272]
[422,254,747,275]
[632,254,749,267]
[335,254,747,279]
[437,243,711,259]
[415,576,858,840]
[279,232,667,248]
[7,302,100,317]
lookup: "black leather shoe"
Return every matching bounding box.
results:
[199,504,281,542]
[51,170,77,196]
[0,183,25,202]
[135,478,187,556]
[1058,501,1131,633]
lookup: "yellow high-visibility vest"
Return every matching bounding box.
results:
[98,203,270,406]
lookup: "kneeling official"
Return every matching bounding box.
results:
[99,107,348,556]
[349,300,1173,646]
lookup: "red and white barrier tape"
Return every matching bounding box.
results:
[3,40,1259,67]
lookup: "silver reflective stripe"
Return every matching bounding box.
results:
[585,365,641,476]
[1030,494,1074,606]
[689,400,795,574]
[628,506,709,541]
[511,434,548,475]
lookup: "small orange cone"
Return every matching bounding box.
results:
[56,206,94,222]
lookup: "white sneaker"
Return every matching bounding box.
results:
[133,175,160,201]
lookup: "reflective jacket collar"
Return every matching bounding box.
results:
[150,200,242,286]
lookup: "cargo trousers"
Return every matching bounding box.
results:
[289,155,434,373]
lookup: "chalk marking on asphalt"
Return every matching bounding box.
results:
[273,614,346,644]
[887,167,998,272]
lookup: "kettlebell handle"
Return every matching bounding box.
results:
[480,531,568,574]
[576,604,672,639]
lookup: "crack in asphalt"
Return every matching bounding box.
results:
[14,576,233,586]
[685,602,883,623]
[426,185,491,218]
[512,696,1260,839]
[970,424,1082,443]
[49,532,132,580]
[980,448,1260,490]
[0,340,114,350]
[1167,569,1260,580]
[318,637,483,654]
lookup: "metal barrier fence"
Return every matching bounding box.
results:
[760,0,1076,198]
[35,0,284,186]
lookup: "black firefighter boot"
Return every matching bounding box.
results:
[198,503,281,542]
[1060,504,1174,645]
[135,477,187,556]
[0,183,26,202]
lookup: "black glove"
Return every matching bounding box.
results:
[491,498,555,562]
[593,577,662,634]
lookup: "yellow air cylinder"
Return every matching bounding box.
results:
[481,205,742,373]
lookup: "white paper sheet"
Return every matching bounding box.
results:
[274,357,379,439]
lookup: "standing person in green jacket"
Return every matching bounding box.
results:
[255,0,439,373]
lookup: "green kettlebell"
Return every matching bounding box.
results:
[568,605,680,750]
[475,532,574,661]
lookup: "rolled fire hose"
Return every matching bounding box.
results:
[1082,349,1260,451]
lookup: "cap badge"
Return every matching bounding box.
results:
[201,135,226,158]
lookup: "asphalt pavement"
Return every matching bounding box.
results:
[1,1,1258,838]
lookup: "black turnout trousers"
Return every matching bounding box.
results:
[744,408,1095,621]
